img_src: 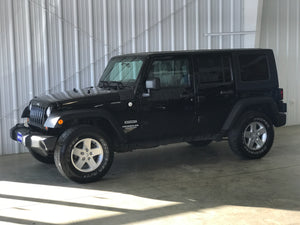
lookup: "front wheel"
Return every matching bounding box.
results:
[228,111,274,159]
[54,126,114,183]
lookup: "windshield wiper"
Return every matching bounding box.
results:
[99,81,109,88]
[99,81,127,90]
[109,81,125,89]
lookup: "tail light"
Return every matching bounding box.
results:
[279,88,283,100]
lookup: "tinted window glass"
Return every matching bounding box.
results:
[239,54,269,81]
[194,55,232,84]
[148,58,190,88]
[101,57,143,83]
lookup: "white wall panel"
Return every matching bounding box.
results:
[0,0,257,155]
[260,0,300,125]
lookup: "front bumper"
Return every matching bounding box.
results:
[10,123,58,157]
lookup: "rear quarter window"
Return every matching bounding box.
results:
[239,54,270,81]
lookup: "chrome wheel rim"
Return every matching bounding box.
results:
[243,122,267,151]
[71,138,104,172]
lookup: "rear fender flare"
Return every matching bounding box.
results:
[221,97,278,133]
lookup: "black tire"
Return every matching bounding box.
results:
[228,111,274,159]
[187,140,212,147]
[54,125,114,183]
[28,148,54,164]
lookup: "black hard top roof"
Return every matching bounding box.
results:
[111,48,273,59]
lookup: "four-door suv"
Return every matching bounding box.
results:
[11,49,287,183]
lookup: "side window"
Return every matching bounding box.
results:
[148,58,190,88]
[194,55,232,84]
[239,54,269,81]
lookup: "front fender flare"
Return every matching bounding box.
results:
[44,109,126,142]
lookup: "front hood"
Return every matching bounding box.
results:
[31,87,133,110]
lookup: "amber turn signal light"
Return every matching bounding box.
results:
[58,119,64,125]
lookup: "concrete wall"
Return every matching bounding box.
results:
[0,0,256,155]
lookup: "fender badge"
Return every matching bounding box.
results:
[128,102,133,107]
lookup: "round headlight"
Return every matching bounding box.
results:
[46,107,52,117]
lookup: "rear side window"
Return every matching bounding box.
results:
[194,55,232,84]
[239,54,269,81]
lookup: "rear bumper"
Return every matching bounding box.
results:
[274,101,287,127]
[278,101,287,113]
[274,113,287,127]
[10,123,57,157]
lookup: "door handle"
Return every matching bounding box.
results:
[156,106,167,110]
[220,90,234,95]
[180,92,191,99]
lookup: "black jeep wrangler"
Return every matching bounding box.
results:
[11,49,287,183]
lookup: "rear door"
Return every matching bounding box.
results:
[193,53,236,135]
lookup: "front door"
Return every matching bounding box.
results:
[134,55,196,141]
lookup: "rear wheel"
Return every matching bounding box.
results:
[228,111,274,159]
[28,148,54,164]
[187,140,212,147]
[54,125,114,183]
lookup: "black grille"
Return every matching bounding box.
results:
[29,105,46,127]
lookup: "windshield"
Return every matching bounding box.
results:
[100,57,144,86]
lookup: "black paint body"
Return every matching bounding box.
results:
[11,49,287,155]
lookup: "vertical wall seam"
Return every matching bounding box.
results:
[296,0,300,61]
[195,0,199,49]
[8,0,19,153]
[286,0,289,57]
[183,0,187,50]
[118,0,122,54]
[88,0,95,86]
[218,0,222,49]
[296,0,300,123]
[230,0,234,48]
[58,0,65,91]
[240,0,244,47]
[25,0,34,99]
[103,0,108,66]
[158,0,162,51]
[171,0,175,51]
[131,0,136,53]
[73,0,80,88]
[276,0,279,55]
[286,0,290,123]
[255,0,264,47]
[42,0,50,94]
[207,0,211,49]
[145,0,149,52]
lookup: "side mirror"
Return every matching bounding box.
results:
[143,78,160,97]
[146,78,160,90]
